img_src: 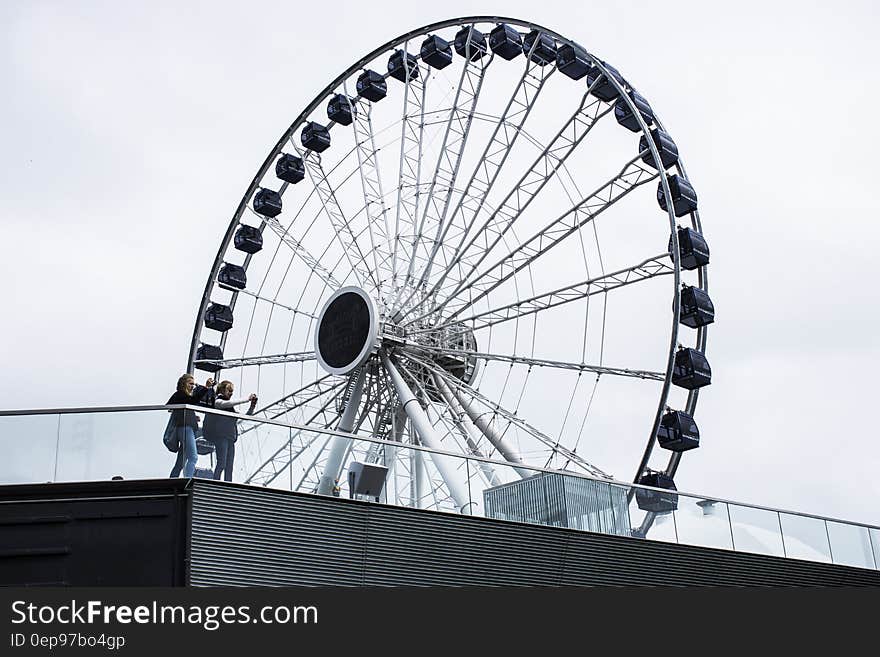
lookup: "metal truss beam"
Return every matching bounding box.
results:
[193,351,315,370]
[413,156,659,323]
[396,48,492,305]
[390,51,428,301]
[418,89,613,312]
[410,254,673,335]
[349,91,395,292]
[297,145,376,290]
[406,345,664,381]
[394,47,554,316]
[262,215,342,290]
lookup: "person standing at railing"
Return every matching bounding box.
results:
[167,373,214,478]
[203,380,257,482]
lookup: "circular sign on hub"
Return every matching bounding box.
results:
[315,287,379,375]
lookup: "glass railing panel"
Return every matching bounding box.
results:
[826,521,876,570]
[233,417,472,516]
[870,529,880,571]
[55,410,174,482]
[728,504,785,557]
[628,491,678,544]
[779,513,832,563]
[233,416,321,490]
[0,413,60,484]
[672,496,733,551]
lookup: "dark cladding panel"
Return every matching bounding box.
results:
[189,480,880,588]
[0,480,189,586]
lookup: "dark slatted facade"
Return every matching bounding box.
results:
[189,481,880,587]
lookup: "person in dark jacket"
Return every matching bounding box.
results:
[167,373,214,478]
[204,380,257,481]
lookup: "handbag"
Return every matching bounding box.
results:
[162,415,180,452]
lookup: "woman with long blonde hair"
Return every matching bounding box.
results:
[166,373,214,478]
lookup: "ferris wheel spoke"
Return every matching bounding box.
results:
[429,371,500,487]
[403,344,664,381]
[193,351,316,370]
[231,289,318,320]
[347,90,395,290]
[410,253,673,335]
[417,359,609,479]
[246,430,326,488]
[413,91,614,316]
[295,145,376,290]
[392,51,554,316]
[291,435,333,492]
[262,216,343,290]
[244,387,343,487]
[241,376,346,433]
[396,47,493,307]
[411,155,659,324]
[390,49,429,302]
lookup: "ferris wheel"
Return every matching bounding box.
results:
[187,16,713,524]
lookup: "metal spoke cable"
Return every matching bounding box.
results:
[403,352,609,478]
[400,344,664,380]
[296,146,374,290]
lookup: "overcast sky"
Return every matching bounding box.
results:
[2,0,878,527]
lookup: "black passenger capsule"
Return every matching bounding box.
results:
[522,30,556,65]
[217,262,247,290]
[586,62,624,101]
[614,90,654,132]
[388,49,419,82]
[657,411,700,452]
[672,347,712,390]
[194,344,223,373]
[275,153,304,184]
[668,227,710,270]
[454,25,487,60]
[556,43,590,80]
[234,224,263,254]
[680,285,714,328]
[421,35,453,69]
[253,188,282,218]
[489,24,522,60]
[636,472,678,513]
[204,303,233,332]
[356,69,387,102]
[301,121,331,153]
[639,128,679,170]
[327,94,357,126]
[658,174,698,217]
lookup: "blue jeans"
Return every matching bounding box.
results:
[213,439,235,482]
[169,425,197,478]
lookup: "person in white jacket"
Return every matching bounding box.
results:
[204,380,257,481]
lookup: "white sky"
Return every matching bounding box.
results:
[2,1,878,526]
